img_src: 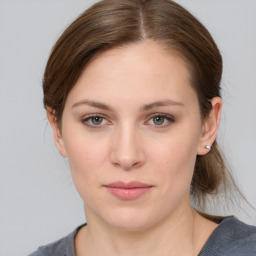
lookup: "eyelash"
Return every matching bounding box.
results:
[81,113,174,129]
[82,114,108,129]
[147,113,174,128]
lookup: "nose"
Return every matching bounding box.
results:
[109,124,146,170]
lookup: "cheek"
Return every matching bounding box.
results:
[152,144,196,215]
[149,130,200,191]
[62,133,110,197]
[151,132,198,170]
[63,124,110,168]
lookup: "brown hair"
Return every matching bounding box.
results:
[43,0,239,209]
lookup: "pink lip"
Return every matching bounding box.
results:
[104,181,153,200]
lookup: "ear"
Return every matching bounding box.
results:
[46,108,67,157]
[197,97,222,155]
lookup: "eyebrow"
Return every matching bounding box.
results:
[72,99,184,111]
[140,99,184,111]
[72,100,114,111]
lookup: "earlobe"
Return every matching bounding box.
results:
[46,108,68,158]
[197,97,222,155]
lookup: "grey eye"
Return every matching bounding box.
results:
[90,116,104,125]
[153,116,165,125]
[147,114,174,127]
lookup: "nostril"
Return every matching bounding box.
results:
[109,129,146,170]
[111,153,145,170]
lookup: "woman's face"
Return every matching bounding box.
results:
[53,41,210,230]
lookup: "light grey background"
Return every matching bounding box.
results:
[0,0,255,255]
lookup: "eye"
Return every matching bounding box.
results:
[147,114,174,127]
[90,116,104,125]
[152,116,165,125]
[82,114,108,128]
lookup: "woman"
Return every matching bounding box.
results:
[29,0,256,255]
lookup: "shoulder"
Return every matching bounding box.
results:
[28,235,68,256]
[28,224,85,256]
[200,217,256,256]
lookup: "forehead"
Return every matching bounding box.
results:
[65,40,197,107]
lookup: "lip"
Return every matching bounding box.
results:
[104,181,153,200]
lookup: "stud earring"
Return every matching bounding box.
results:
[205,145,211,150]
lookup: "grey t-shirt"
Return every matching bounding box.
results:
[28,217,256,256]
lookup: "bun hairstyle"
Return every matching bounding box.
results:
[43,0,239,210]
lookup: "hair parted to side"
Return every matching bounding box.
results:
[43,0,241,210]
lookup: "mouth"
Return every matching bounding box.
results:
[103,181,153,200]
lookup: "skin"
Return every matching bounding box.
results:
[48,40,222,256]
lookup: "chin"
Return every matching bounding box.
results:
[100,207,160,232]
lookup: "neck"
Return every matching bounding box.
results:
[75,203,216,256]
